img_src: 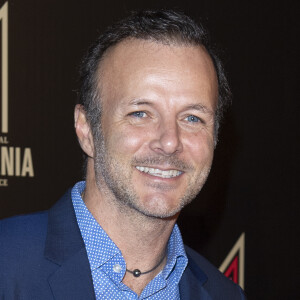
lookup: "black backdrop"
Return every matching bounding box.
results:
[0,0,298,299]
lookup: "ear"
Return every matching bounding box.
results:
[74,104,94,158]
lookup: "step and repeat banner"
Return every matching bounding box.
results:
[0,1,297,299]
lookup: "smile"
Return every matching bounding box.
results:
[135,166,182,178]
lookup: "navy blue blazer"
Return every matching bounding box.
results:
[0,190,246,299]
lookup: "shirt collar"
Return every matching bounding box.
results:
[162,223,188,282]
[72,181,121,271]
[71,181,188,281]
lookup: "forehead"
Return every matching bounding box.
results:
[97,38,218,110]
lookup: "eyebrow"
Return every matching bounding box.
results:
[128,99,154,106]
[184,104,214,115]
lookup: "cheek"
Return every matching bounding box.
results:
[185,134,214,165]
[108,126,150,156]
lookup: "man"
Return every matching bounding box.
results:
[0,10,245,299]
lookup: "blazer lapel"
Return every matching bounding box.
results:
[179,252,212,300]
[48,247,95,300]
[44,189,96,300]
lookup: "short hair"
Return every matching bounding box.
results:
[78,9,231,157]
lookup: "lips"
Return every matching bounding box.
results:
[135,166,182,178]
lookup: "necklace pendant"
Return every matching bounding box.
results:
[133,269,141,277]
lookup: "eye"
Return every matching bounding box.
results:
[185,115,202,123]
[129,111,147,118]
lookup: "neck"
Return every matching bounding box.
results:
[83,166,178,294]
[84,174,177,262]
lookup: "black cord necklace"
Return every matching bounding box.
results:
[126,254,166,277]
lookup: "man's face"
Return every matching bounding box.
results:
[93,39,218,219]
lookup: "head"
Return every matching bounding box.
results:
[75,9,231,218]
[79,9,231,143]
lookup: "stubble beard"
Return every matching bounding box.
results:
[93,129,212,219]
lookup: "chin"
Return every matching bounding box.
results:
[136,206,181,219]
[132,194,190,219]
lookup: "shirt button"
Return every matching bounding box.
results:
[113,264,122,273]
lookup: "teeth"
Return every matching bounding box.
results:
[136,166,182,178]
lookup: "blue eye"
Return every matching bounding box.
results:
[131,111,146,118]
[186,115,201,123]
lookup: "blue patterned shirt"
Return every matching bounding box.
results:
[72,181,188,299]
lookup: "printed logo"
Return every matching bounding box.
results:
[0,1,34,187]
[0,1,8,135]
[219,232,245,289]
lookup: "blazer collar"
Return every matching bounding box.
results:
[44,189,96,300]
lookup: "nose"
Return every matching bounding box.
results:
[149,120,183,156]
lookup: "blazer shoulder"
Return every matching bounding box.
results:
[0,211,48,239]
[184,245,246,299]
[0,211,48,259]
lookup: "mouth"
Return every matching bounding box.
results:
[135,166,183,178]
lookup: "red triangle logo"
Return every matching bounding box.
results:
[219,233,245,289]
